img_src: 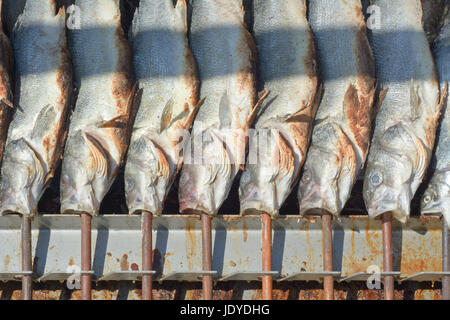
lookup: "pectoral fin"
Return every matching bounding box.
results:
[83,132,109,178]
[0,98,13,109]
[246,90,269,129]
[21,138,45,185]
[98,114,128,129]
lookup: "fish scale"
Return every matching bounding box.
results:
[298,0,376,217]
[238,0,321,217]
[178,0,264,216]
[363,0,441,222]
[60,0,136,215]
[0,0,14,165]
[422,19,450,227]
[0,0,72,216]
[125,0,200,215]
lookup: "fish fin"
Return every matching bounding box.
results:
[98,114,129,129]
[31,104,57,141]
[0,98,13,109]
[219,91,232,129]
[409,79,423,121]
[145,136,170,180]
[174,0,188,32]
[438,82,448,113]
[160,98,175,133]
[21,138,45,185]
[246,90,269,128]
[83,132,109,178]
[182,98,204,130]
[273,130,295,182]
[205,130,231,184]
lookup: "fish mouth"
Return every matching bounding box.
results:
[299,184,339,215]
[126,191,163,216]
[240,201,278,218]
[0,190,35,216]
[60,187,99,215]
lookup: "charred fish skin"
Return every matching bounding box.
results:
[298,0,376,217]
[363,0,441,222]
[238,0,321,217]
[421,20,450,227]
[125,0,200,216]
[60,0,136,215]
[0,0,72,216]
[0,0,14,164]
[178,0,263,216]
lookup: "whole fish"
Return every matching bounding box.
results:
[125,0,201,215]
[178,0,267,216]
[421,18,450,227]
[0,0,72,216]
[239,0,321,217]
[363,0,443,222]
[0,0,14,163]
[60,0,136,215]
[298,0,376,217]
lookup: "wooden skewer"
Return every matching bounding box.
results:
[142,211,153,300]
[201,212,213,300]
[81,212,92,300]
[261,212,272,300]
[21,215,32,300]
[322,210,334,300]
[382,212,394,300]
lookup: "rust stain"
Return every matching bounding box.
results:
[120,254,129,271]
[130,263,139,271]
[242,220,248,242]
[3,254,10,271]
[185,219,197,270]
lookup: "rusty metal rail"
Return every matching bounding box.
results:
[0,215,447,287]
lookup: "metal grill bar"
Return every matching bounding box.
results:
[0,215,444,283]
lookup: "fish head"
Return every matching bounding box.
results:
[60,130,107,214]
[0,139,43,215]
[421,169,450,221]
[299,121,357,216]
[239,129,295,216]
[179,129,233,215]
[299,147,341,214]
[125,136,171,215]
[363,149,414,221]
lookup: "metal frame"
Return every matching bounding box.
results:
[0,214,444,282]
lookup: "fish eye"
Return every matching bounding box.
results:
[423,194,432,204]
[370,171,383,187]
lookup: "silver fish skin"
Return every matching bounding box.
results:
[60,0,136,215]
[0,0,14,164]
[0,0,72,216]
[125,0,200,215]
[238,0,321,217]
[421,20,450,227]
[178,0,265,216]
[363,0,442,223]
[298,0,376,217]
